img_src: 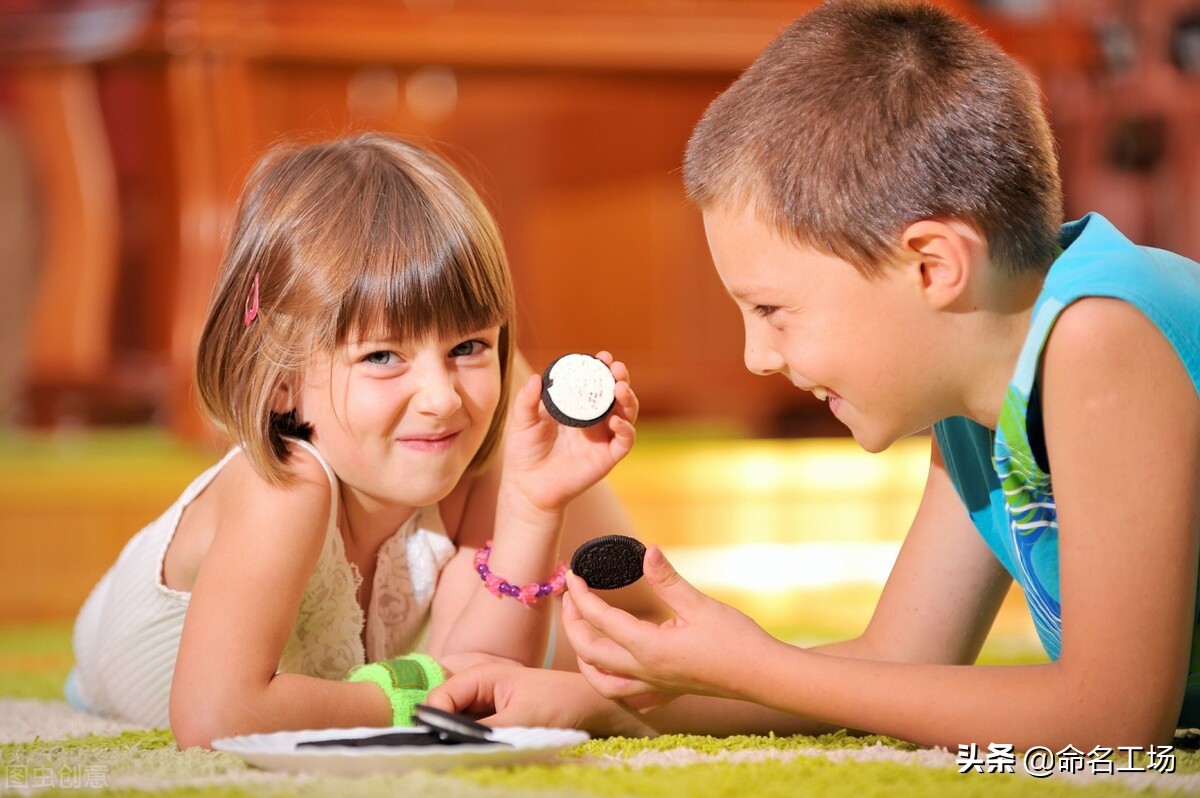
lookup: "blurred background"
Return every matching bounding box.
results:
[2,0,1198,667]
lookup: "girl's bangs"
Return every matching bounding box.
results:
[335,241,510,346]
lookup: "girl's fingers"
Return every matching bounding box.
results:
[512,373,543,428]
[607,358,630,384]
[613,382,639,425]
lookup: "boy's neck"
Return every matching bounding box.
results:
[954,269,1045,430]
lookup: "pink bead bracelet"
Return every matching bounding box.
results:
[473,541,567,607]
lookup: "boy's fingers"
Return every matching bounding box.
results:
[621,690,675,713]
[560,593,609,658]
[642,546,704,616]
[577,659,652,700]
[561,586,649,676]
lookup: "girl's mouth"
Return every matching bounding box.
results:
[398,431,461,452]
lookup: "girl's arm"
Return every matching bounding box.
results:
[170,449,391,748]
[564,298,1200,748]
[426,352,637,669]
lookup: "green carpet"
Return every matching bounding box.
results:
[4,624,1200,797]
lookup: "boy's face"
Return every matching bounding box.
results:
[702,204,938,452]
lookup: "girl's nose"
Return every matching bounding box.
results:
[413,366,464,417]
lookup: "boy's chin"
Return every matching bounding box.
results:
[848,426,899,454]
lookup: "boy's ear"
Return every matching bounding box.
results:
[897,220,978,310]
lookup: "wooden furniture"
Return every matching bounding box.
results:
[1047,0,1200,261]
[2,0,1095,439]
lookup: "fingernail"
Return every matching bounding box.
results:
[647,545,665,568]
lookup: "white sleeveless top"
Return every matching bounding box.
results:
[69,440,456,727]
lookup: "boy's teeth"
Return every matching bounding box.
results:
[812,388,828,401]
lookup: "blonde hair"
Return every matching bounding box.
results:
[196,133,516,484]
[684,0,1063,276]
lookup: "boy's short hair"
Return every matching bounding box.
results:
[684,0,1063,276]
[195,133,515,484]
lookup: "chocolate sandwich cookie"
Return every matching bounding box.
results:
[297,706,507,748]
[541,353,616,428]
[570,534,646,590]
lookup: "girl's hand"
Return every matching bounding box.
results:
[437,652,523,679]
[562,545,774,702]
[501,351,638,515]
[425,660,655,736]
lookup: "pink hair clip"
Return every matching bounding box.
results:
[244,273,260,327]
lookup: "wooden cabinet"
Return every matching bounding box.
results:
[2,0,1093,438]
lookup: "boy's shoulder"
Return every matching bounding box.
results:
[1034,214,1199,324]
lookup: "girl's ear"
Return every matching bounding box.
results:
[897,219,981,311]
[271,381,295,414]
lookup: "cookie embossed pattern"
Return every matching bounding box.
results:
[570,534,646,590]
[541,354,617,427]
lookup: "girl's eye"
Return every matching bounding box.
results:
[751,305,779,318]
[450,339,488,357]
[363,351,399,366]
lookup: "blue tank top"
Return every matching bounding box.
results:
[933,213,1200,726]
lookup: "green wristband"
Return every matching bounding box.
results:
[346,653,445,727]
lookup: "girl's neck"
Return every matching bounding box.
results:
[337,482,418,555]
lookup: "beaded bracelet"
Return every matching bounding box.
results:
[473,541,567,607]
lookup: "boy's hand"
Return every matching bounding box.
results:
[501,351,637,515]
[562,545,773,702]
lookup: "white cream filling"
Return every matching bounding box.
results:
[546,354,616,421]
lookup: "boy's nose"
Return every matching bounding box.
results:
[743,327,786,377]
[744,344,785,376]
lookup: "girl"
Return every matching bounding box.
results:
[66,132,638,749]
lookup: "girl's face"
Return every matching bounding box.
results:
[703,204,942,453]
[294,325,503,515]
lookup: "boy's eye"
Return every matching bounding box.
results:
[751,305,779,318]
[363,351,399,366]
[450,339,488,357]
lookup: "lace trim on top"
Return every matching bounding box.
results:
[276,441,456,679]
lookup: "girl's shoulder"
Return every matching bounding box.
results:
[167,444,335,593]
[206,444,335,540]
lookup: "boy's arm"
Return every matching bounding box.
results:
[566,298,1200,748]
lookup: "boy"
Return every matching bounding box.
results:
[430,0,1200,749]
